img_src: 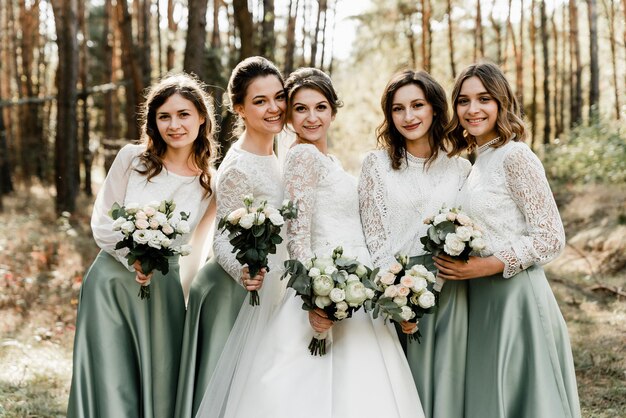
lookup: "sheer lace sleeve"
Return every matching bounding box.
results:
[91,144,139,271]
[213,167,252,282]
[495,146,566,278]
[284,145,319,262]
[358,153,396,269]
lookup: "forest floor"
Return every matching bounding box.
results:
[0,183,624,417]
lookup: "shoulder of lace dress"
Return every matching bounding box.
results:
[358,150,396,269]
[494,142,566,278]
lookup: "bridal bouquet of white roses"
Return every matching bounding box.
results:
[420,206,486,290]
[371,254,438,343]
[218,195,298,306]
[281,246,377,356]
[110,199,192,300]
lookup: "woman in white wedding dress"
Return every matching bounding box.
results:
[195,68,424,418]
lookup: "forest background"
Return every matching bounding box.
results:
[0,0,624,416]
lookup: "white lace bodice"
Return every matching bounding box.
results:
[91,144,212,271]
[359,150,471,269]
[284,144,370,263]
[213,141,284,280]
[457,140,565,278]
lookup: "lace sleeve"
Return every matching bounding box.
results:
[284,146,319,262]
[358,153,397,269]
[495,146,566,278]
[213,166,252,282]
[91,144,138,271]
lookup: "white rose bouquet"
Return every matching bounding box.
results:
[281,246,377,356]
[420,206,486,290]
[217,195,298,306]
[371,254,438,343]
[109,199,192,300]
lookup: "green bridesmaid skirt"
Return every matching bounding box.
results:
[67,250,186,418]
[465,265,580,418]
[174,258,247,418]
[402,254,468,418]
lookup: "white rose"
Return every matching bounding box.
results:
[470,237,487,251]
[400,306,415,321]
[455,226,472,241]
[355,263,368,278]
[148,232,163,249]
[308,267,321,278]
[135,211,147,221]
[433,213,448,225]
[239,213,255,229]
[389,262,403,274]
[153,212,168,226]
[254,212,266,225]
[334,309,347,320]
[412,276,428,292]
[149,219,160,229]
[346,274,359,283]
[425,271,436,283]
[313,257,334,271]
[125,202,139,214]
[399,275,415,288]
[264,206,279,217]
[314,295,332,309]
[176,220,191,234]
[112,217,126,231]
[143,206,156,217]
[168,216,180,228]
[396,285,411,297]
[162,223,174,235]
[384,285,399,298]
[324,265,338,275]
[418,291,436,308]
[179,244,192,256]
[335,301,349,311]
[161,237,172,248]
[409,264,430,278]
[456,213,472,226]
[379,272,396,285]
[344,281,367,307]
[121,220,135,235]
[268,213,284,226]
[312,275,334,297]
[227,207,247,224]
[393,295,408,307]
[135,218,150,230]
[443,233,466,256]
[365,288,375,300]
[329,287,346,303]
[132,229,152,245]
[471,228,483,238]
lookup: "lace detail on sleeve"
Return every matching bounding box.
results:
[358,153,396,269]
[213,166,252,282]
[284,145,320,262]
[91,144,138,271]
[494,146,566,278]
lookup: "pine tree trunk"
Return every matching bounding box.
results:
[166,0,178,71]
[446,0,456,78]
[474,0,485,60]
[233,0,255,59]
[601,0,619,119]
[284,0,299,75]
[530,0,538,147]
[569,0,583,126]
[184,0,208,78]
[540,0,551,145]
[78,0,92,196]
[260,0,276,61]
[421,0,432,72]
[587,0,599,120]
[551,11,562,137]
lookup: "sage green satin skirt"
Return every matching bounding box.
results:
[174,258,247,418]
[402,254,468,418]
[67,251,186,418]
[465,265,580,418]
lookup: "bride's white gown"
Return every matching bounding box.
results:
[195,144,424,418]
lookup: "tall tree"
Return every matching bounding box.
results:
[601,0,619,119]
[233,0,255,59]
[50,0,79,213]
[529,0,538,147]
[551,10,562,137]
[78,0,92,195]
[587,0,599,120]
[474,0,485,60]
[166,0,178,70]
[310,0,327,67]
[569,0,583,126]
[260,0,276,60]
[421,0,432,72]
[489,0,503,65]
[446,0,456,78]
[184,0,209,78]
[540,0,551,144]
[517,0,525,102]
[284,0,299,74]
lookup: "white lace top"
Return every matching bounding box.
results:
[213,141,284,280]
[457,140,565,278]
[91,143,212,271]
[359,150,471,269]
[284,143,370,263]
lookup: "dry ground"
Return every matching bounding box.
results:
[0,183,624,417]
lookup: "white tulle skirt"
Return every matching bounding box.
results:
[195,244,424,418]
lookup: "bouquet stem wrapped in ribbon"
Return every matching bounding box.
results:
[282,246,377,356]
[218,195,297,306]
[110,200,192,300]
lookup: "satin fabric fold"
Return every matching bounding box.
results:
[67,251,185,418]
[175,258,247,418]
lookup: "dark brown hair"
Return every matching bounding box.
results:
[447,61,527,156]
[137,72,217,197]
[376,69,449,170]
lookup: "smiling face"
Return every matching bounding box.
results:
[289,87,334,150]
[155,93,205,154]
[235,75,286,138]
[391,83,434,146]
[456,76,499,145]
